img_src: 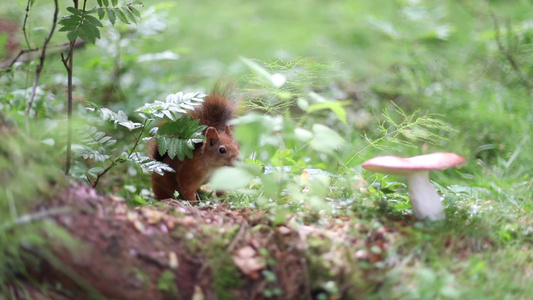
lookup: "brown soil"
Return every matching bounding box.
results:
[17,182,398,300]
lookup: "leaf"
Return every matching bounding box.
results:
[233,246,265,279]
[125,152,175,175]
[58,23,78,32]
[97,0,103,6]
[77,25,96,44]
[84,14,104,28]
[113,8,130,24]
[58,15,81,31]
[142,160,175,175]
[122,7,137,24]
[156,135,196,161]
[294,128,313,143]
[79,125,117,148]
[128,5,141,18]
[120,121,143,130]
[167,138,179,160]
[156,136,169,158]
[310,123,344,155]
[135,92,205,121]
[66,31,78,42]
[102,0,109,7]
[73,146,110,162]
[59,9,104,44]
[240,57,272,80]
[80,22,101,43]
[88,167,105,174]
[112,0,118,6]
[66,7,83,16]
[306,92,350,125]
[97,8,105,19]
[99,108,142,130]
[209,167,254,190]
[106,8,116,25]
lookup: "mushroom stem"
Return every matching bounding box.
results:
[405,171,445,221]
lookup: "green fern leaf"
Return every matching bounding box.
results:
[126,152,175,175]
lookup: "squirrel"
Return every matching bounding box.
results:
[148,85,240,203]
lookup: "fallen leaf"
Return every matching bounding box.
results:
[169,251,178,269]
[233,246,265,279]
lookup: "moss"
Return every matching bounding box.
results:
[210,254,243,300]
[171,226,202,254]
[157,269,180,298]
[171,219,244,298]
[127,267,151,289]
[197,224,244,299]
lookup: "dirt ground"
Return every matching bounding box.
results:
[11,181,398,300]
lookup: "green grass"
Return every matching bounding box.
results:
[1,0,533,298]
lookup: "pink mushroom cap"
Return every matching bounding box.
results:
[362,152,466,175]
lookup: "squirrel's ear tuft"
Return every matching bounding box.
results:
[205,127,220,142]
[224,124,232,136]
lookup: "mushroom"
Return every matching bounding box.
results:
[362,152,466,221]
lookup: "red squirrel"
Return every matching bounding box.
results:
[148,86,240,203]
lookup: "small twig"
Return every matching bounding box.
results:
[91,157,125,188]
[85,173,93,186]
[63,0,86,175]
[226,222,249,253]
[62,45,74,175]
[127,119,150,156]
[1,40,86,70]
[91,119,151,188]
[0,207,73,230]
[25,0,60,127]
[491,13,532,92]
[22,0,34,50]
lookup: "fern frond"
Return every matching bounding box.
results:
[99,108,142,130]
[72,146,110,162]
[125,152,175,175]
[136,92,206,121]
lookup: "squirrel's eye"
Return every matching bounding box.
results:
[219,146,227,154]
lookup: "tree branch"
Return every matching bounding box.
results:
[21,0,36,50]
[0,40,85,70]
[25,0,60,123]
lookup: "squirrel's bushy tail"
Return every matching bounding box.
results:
[189,82,236,131]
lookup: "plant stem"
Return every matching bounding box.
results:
[92,119,152,188]
[25,0,59,131]
[491,13,532,93]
